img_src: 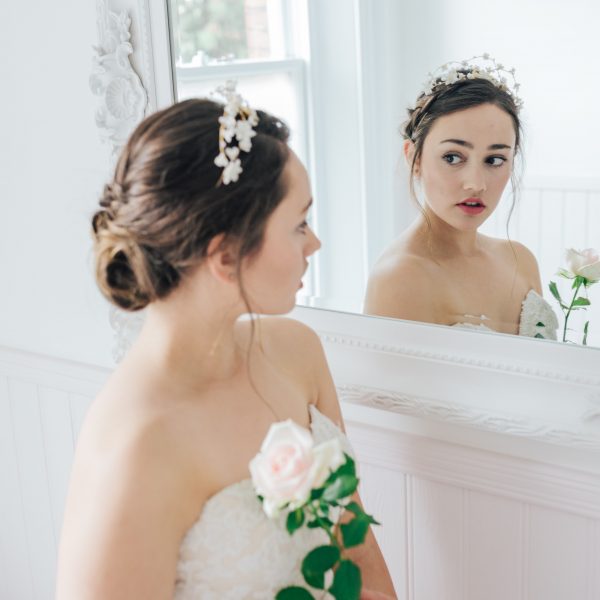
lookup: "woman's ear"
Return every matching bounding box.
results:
[403,139,419,176]
[205,233,238,283]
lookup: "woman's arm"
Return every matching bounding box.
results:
[300,324,398,598]
[56,414,201,600]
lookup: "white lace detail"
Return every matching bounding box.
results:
[451,289,559,339]
[174,405,354,599]
[518,290,559,340]
[451,321,495,332]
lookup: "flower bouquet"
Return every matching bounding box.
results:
[549,248,600,345]
[249,419,379,600]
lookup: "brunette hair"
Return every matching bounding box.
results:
[92,98,290,311]
[401,74,523,228]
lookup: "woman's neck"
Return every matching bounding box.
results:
[413,210,483,258]
[129,273,250,388]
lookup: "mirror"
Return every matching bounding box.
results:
[166,0,600,349]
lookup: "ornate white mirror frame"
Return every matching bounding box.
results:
[93,0,600,471]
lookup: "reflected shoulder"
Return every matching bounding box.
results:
[367,251,437,292]
[483,236,542,293]
[364,253,438,321]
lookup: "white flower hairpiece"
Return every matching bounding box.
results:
[212,80,259,185]
[421,54,523,110]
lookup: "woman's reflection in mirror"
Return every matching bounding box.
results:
[364,56,558,339]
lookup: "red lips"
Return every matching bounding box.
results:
[457,198,486,215]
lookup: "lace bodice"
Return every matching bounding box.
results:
[452,290,559,340]
[174,405,354,600]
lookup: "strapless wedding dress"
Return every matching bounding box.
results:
[452,290,559,340]
[174,405,353,599]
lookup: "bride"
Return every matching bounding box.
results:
[56,87,396,598]
[364,56,558,339]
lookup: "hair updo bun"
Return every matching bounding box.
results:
[92,98,290,311]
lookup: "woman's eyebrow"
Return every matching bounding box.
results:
[301,198,313,213]
[440,139,512,150]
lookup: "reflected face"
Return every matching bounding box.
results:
[416,103,516,231]
[243,151,321,314]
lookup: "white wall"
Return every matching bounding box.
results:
[0,0,117,369]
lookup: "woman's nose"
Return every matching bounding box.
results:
[306,227,321,255]
[463,165,487,195]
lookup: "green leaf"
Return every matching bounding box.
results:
[534,333,544,339]
[328,454,356,481]
[536,322,545,327]
[309,487,324,501]
[301,545,340,589]
[307,516,333,529]
[322,475,359,502]
[583,321,590,346]
[549,281,563,305]
[329,560,362,600]
[344,501,380,525]
[573,297,591,307]
[286,509,305,535]
[276,587,315,600]
[341,516,371,548]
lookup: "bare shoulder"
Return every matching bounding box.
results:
[255,316,344,428]
[485,236,542,292]
[257,314,321,349]
[255,316,322,383]
[364,251,439,321]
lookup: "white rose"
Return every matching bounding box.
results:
[249,420,316,518]
[310,438,345,489]
[249,420,346,518]
[564,248,600,283]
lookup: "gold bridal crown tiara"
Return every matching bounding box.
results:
[421,53,523,110]
[213,80,259,185]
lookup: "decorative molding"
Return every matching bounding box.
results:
[338,383,600,451]
[320,331,600,388]
[345,421,600,520]
[134,0,156,112]
[90,0,148,155]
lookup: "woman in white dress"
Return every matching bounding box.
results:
[56,93,396,598]
[364,57,557,339]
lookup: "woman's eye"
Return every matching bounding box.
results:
[442,153,462,165]
[297,220,308,232]
[487,156,507,167]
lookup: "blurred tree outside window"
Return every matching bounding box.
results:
[171,0,276,65]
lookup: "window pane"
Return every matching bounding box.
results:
[170,0,284,65]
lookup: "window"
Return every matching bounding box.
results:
[169,0,317,298]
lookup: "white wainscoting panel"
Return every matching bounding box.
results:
[0,348,100,600]
[345,416,600,600]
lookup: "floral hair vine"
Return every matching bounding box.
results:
[212,80,259,185]
[421,53,523,110]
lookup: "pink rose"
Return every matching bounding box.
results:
[563,248,600,283]
[249,420,345,518]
